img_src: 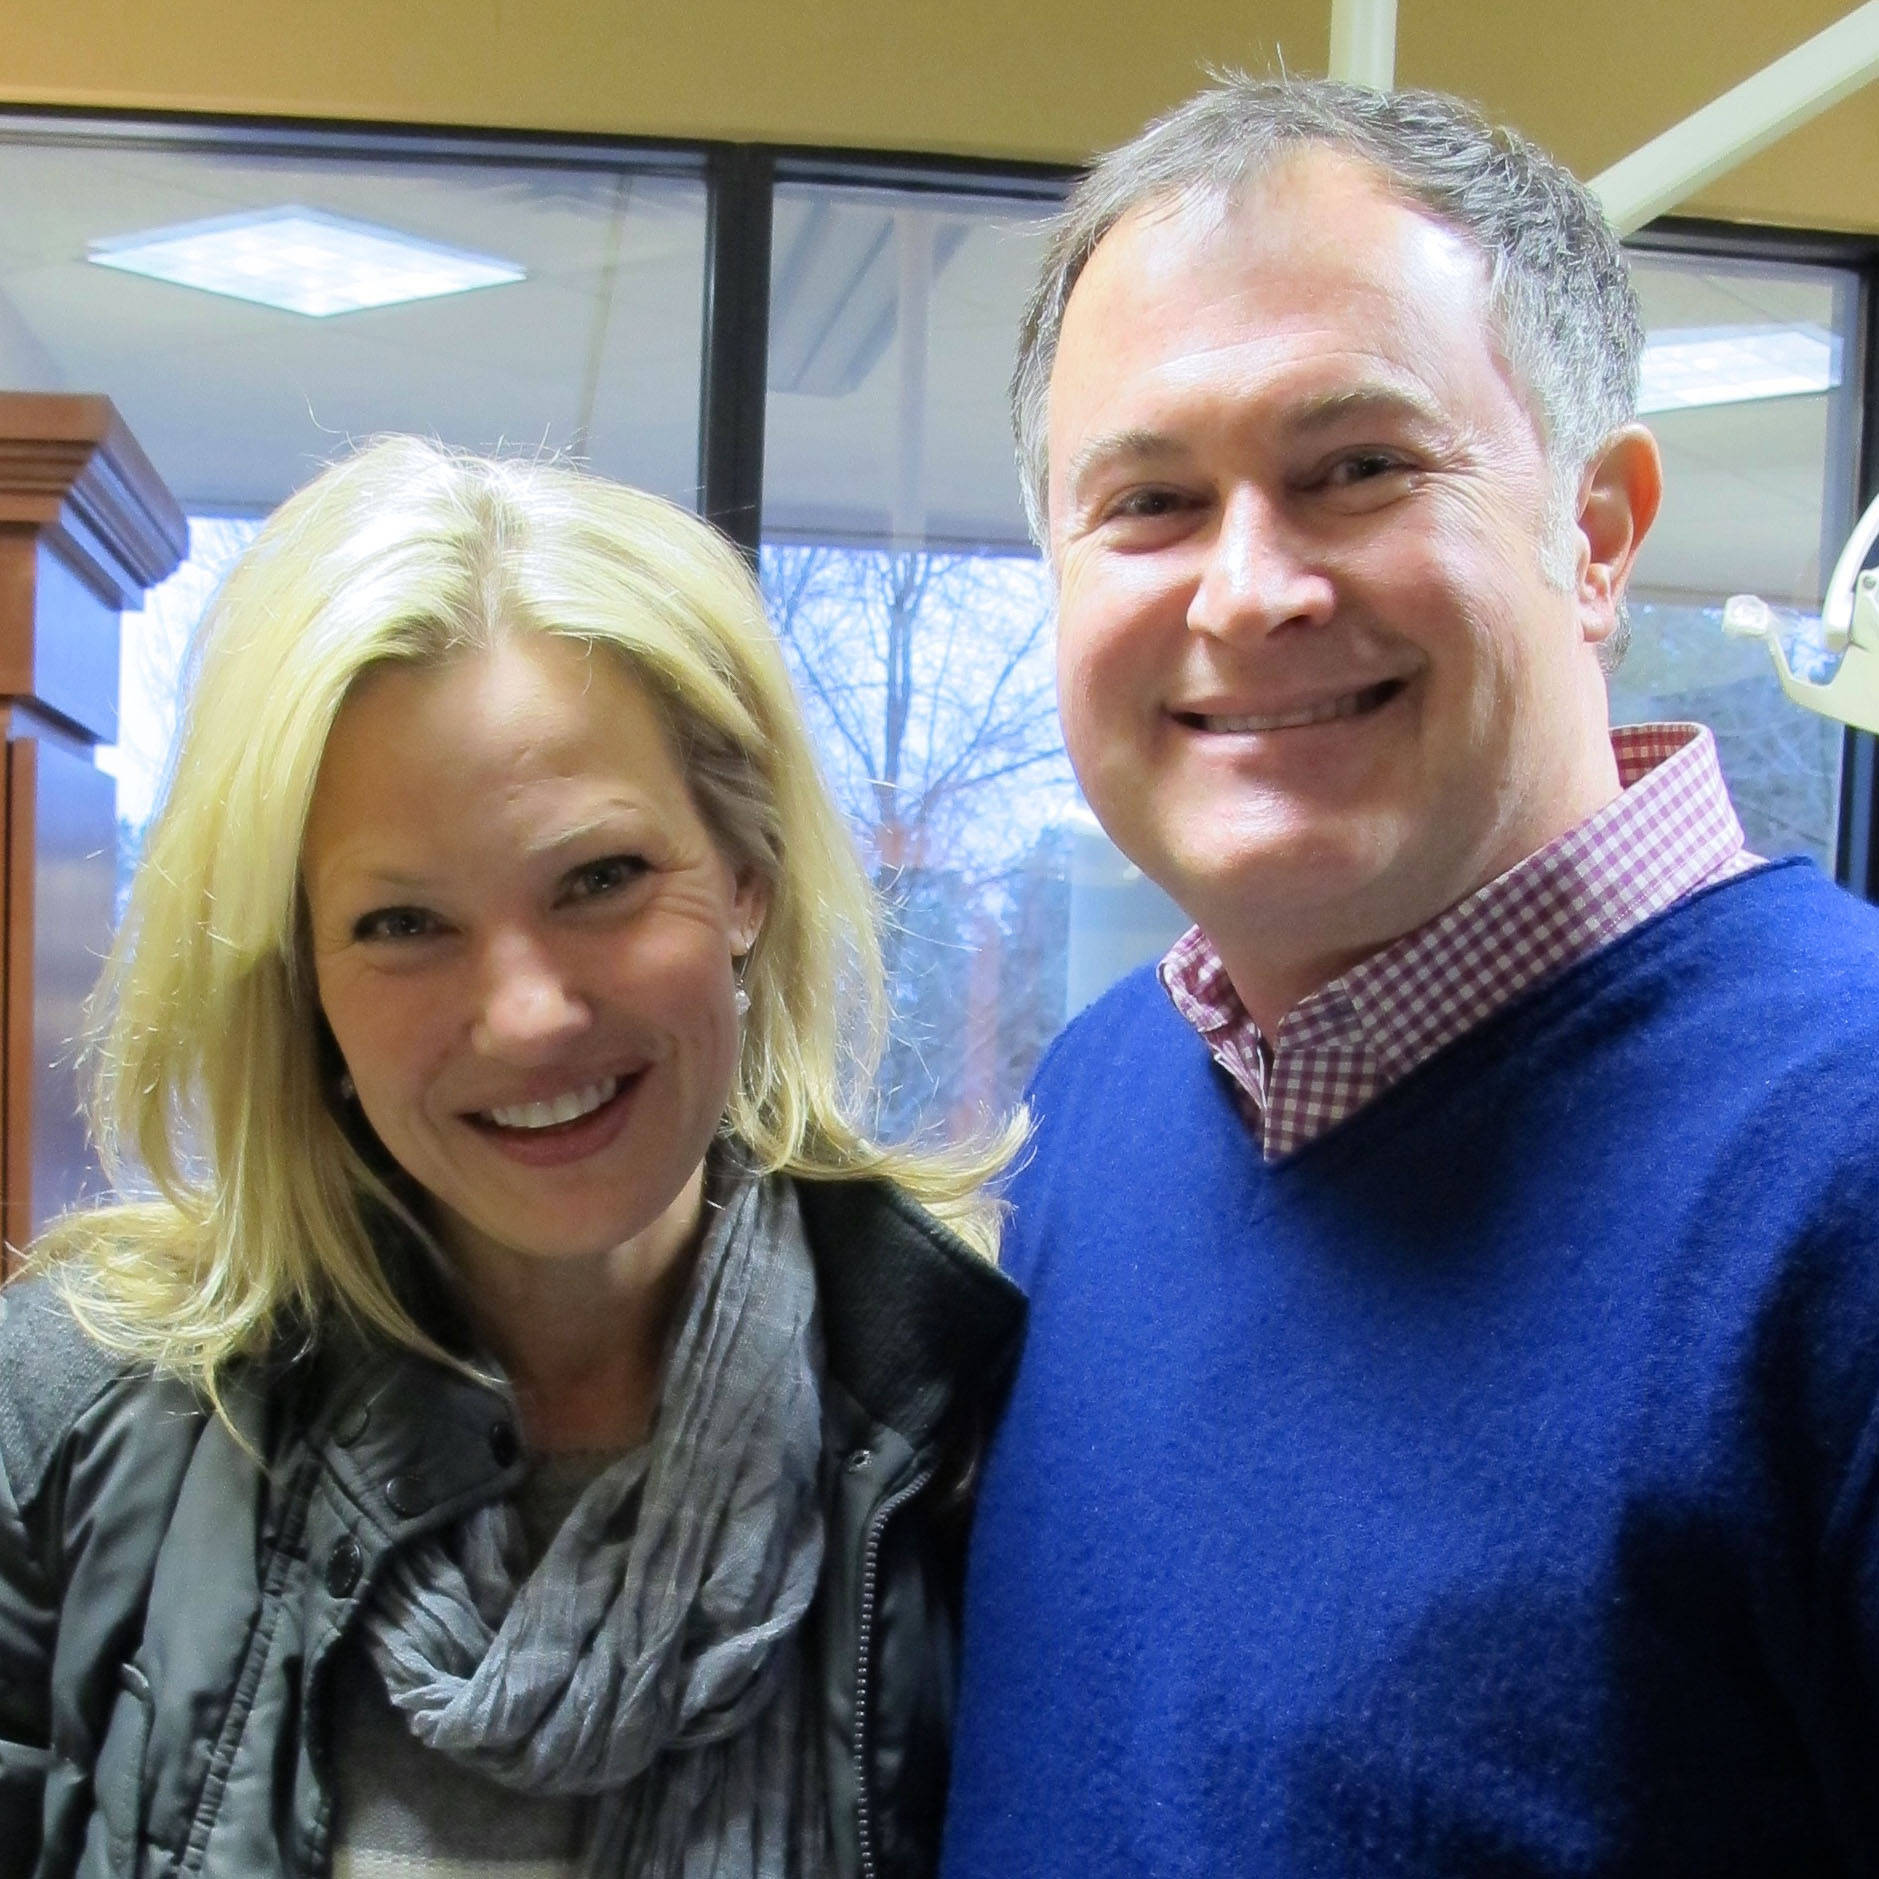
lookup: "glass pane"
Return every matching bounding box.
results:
[1617,250,1861,866]
[96,515,261,898]
[0,126,706,511]
[0,120,709,859]
[762,182,1155,1139]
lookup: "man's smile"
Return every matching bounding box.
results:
[1171,677,1409,735]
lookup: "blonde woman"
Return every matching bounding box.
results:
[0,438,1025,1879]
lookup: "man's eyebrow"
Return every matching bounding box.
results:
[1284,383,1447,437]
[1063,428,1189,500]
[1063,387,1449,496]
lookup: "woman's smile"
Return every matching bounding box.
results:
[463,1070,644,1166]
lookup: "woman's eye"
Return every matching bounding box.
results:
[353,905,440,943]
[561,854,648,904]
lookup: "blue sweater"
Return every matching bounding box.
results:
[943,861,1879,1878]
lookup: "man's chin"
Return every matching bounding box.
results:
[1157,833,1459,959]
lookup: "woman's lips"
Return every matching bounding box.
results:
[463,1071,644,1167]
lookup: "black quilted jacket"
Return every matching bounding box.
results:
[0,1179,1024,1879]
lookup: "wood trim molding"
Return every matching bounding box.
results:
[1,732,34,1268]
[0,392,187,606]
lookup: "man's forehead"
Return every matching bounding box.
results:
[1081,147,1480,303]
[1051,148,1521,448]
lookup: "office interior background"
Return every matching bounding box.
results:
[0,0,1875,1210]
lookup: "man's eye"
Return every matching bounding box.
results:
[1111,488,1188,519]
[1324,452,1407,488]
[561,855,648,904]
[353,906,440,943]
[1119,488,1180,518]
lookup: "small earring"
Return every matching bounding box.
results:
[732,958,751,1019]
[337,1071,356,1102]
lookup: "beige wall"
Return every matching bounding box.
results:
[4,0,1878,232]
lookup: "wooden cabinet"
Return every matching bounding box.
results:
[0,395,185,1268]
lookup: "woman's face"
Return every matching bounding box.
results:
[302,635,767,1283]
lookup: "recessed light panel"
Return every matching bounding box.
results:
[87,206,526,317]
[1639,323,1842,415]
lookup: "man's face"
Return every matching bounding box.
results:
[1047,150,1624,1019]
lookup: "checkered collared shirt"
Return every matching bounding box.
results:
[1160,724,1756,1161]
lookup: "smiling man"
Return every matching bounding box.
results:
[941,78,1879,1877]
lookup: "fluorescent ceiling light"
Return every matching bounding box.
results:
[1639,322,1841,414]
[88,206,525,317]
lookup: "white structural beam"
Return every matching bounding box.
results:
[1328,0,1398,90]
[1592,2,1879,234]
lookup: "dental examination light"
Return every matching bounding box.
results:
[1724,488,1879,732]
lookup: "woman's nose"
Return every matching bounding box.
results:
[471,930,590,1059]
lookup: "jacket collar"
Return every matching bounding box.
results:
[299,1175,1026,1500]
[793,1178,1026,1455]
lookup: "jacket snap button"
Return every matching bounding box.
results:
[384,1474,426,1517]
[324,1536,363,1599]
[845,1447,873,1473]
[333,1402,370,1446]
[489,1421,520,1469]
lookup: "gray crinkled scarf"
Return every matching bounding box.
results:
[362,1170,829,1877]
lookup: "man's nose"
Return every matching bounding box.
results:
[1187,487,1335,639]
[471,929,590,1059]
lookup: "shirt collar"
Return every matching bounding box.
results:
[1161,722,1746,1106]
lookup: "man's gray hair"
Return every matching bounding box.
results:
[1013,75,1645,576]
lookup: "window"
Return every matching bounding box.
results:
[0,115,1868,1144]
[0,123,707,508]
[0,117,709,885]
[758,179,1094,1133]
[1617,245,1863,867]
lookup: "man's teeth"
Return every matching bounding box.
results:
[485,1077,619,1131]
[1199,680,1397,733]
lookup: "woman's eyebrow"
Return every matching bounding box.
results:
[519,802,648,863]
[306,850,436,897]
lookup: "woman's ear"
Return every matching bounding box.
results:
[1575,424,1663,648]
[730,870,770,959]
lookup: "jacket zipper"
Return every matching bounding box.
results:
[852,1458,936,1879]
[180,1443,322,1877]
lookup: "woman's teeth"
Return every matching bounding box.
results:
[484,1077,620,1131]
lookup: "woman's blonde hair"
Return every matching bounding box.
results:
[36,437,1018,1398]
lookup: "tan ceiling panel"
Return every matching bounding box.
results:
[0,0,1331,159]
[1401,0,1879,232]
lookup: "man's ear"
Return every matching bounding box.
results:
[1575,424,1663,647]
